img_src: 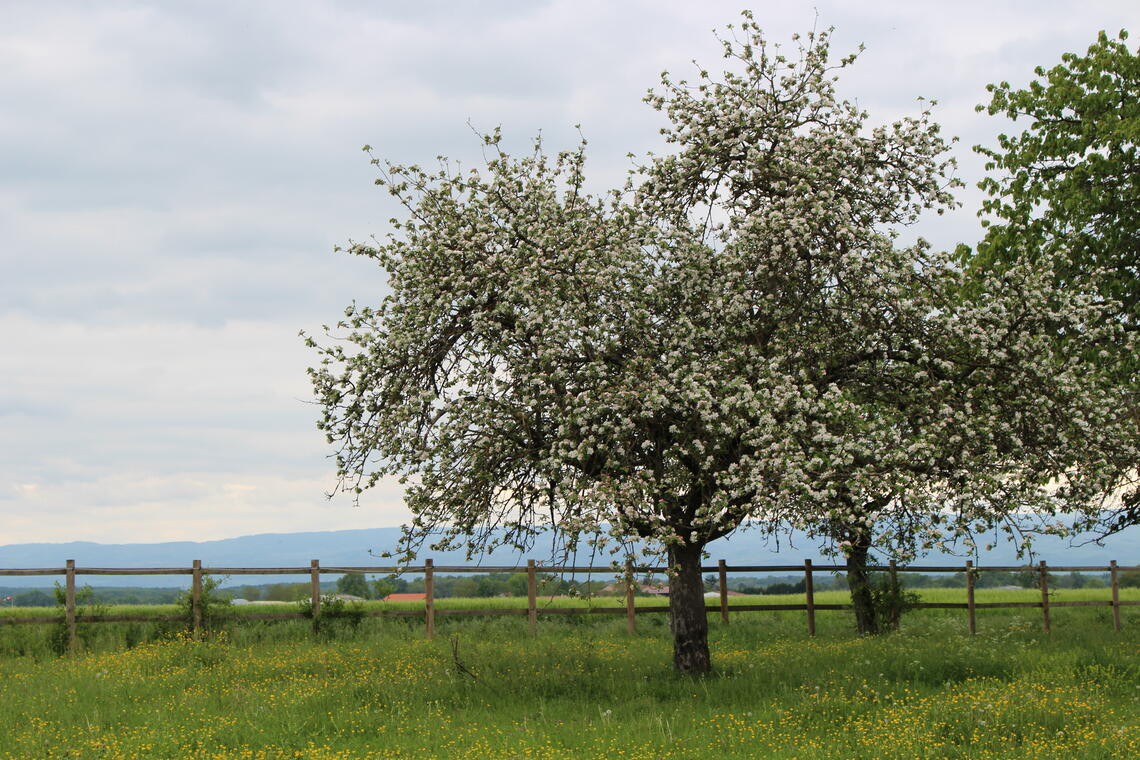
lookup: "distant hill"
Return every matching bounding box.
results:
[0,525,1136,588]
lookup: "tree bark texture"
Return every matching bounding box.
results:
[846,539,879,636]
[668,543,712,674]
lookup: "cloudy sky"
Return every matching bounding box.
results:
[3,0,1138,546]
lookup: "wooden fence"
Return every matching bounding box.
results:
[1,559,1135,653]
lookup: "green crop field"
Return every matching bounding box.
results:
[1,590,1137,759]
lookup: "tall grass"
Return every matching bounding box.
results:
[0,594,1136,759]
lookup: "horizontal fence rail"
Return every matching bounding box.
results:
[1,559,1135,652]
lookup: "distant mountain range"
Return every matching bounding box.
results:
[1,525,1136,588]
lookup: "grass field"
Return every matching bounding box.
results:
[1,590,1137,759]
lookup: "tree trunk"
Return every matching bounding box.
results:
[668,543,712,674]
[846,540,879,636]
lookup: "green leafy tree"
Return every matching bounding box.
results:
[973,30,1140,533]
[370,576,396,600]
[975,30,1139,326]
[1015,570,1044,589]
[504,573,529,599]
[974,571,1018,589]
[446,577,477,598]
[1063,571,1088,589]
[264,583,309,602]
[309,16,1131,670]
[475,575,507,598]
[12,590,53,607]
[335,573,371,599]
[1119,568,1140,588]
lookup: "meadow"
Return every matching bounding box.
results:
[1,589,1137,759]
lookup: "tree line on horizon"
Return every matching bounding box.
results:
[5,568,1135,608]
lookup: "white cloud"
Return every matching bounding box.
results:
[2,470,410,544]
[2,0,1138,544]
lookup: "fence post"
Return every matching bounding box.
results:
[191,559,203,637]
[624,560,635,634]
[965,560,976,635]
[527,559,537,636]
[718,559,729,624]
[425,558,435,639]
[65,559,77,654]
[804,559,816,637]
[1110,560,1121,632]
[1039,560,1051,634]
[310,560,321,621]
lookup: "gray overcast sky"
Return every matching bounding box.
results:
[3,0,1138,545]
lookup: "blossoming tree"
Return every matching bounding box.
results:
[308,17,1133,670]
